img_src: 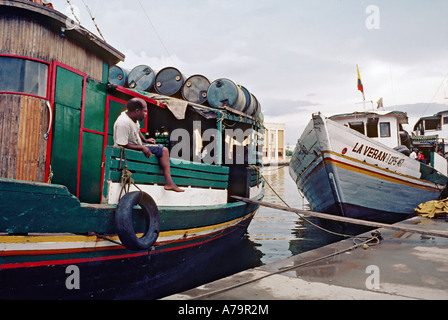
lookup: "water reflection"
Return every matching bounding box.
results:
[165,166,370,297]
[248,166,372,264]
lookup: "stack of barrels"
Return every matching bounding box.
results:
[109,64,262,121]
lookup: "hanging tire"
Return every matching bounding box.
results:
[115,191,160,251]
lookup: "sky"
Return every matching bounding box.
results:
[50,0,448,147]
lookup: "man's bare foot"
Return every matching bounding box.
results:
[164,185,185,193]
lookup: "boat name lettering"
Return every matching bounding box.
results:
[352,143,405,167]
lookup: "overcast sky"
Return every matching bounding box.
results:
[51,0,448,146]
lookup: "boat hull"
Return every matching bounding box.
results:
[289,113,446,223]
[1,211,254,300]
[0,179,261,300]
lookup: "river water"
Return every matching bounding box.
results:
[173,165,368,297]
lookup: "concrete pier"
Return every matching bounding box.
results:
[165,216,448,300]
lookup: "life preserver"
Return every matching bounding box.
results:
[115,191,160,251]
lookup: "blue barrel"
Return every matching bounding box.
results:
[108,65,129,87]
[240,86,259,116]
[258,111,264,123]
[251,94,261,118]
[181,75,210,104]
[154,67,185,96]
[127,65,156,91]
[207,78,246,111]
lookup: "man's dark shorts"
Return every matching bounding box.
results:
[143,144,165,158]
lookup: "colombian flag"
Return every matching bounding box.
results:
[377,97,383,109]
[357,65,365,100]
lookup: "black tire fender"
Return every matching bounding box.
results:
[115,191,160,251]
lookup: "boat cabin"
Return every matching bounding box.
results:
[411,110,448,174]
[329,111,410,149]
[413,110,448,138]
[0,0,264,205]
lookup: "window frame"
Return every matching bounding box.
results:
[379,122,391,138]
[0,54,51,100]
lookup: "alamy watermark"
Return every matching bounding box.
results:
[365,265,380,290]
[169,121,264,166]
[366,5,380,30]
[65,265,80,290]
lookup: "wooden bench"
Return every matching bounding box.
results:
[102,146,230,204]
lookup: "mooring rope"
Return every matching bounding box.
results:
[250,165,378,241]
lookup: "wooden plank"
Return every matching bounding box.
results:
[108,146,229,175]
[108,171,228,189]
[108,158,229,182]
[0,14,109,81]
[0,95,8,178]
[231,196,448,239]
[36,99,48,182]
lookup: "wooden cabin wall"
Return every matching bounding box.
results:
[0,14,105,82]
[0,94,48,182]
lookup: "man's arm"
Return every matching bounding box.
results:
[119,143,152,158]
[139,131,156,144]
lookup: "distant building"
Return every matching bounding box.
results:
[263,123,288,165]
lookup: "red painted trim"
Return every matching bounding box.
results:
[114,85,166,109]
[45,60,87,193]
[82,128,106,136]
[0,54,50,65]
[76,75,87,198]
[44,62,57,181]
[0,220,251,270]
[1,245,123,257]
[0,91,47,100]
[100,95,127,199]
[0,54,51,100]
[106,94,149,133]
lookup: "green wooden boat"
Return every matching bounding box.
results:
[0,0,264,299]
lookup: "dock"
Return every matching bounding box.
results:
[164,215,448,300]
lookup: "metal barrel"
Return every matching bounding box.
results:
[240,86,259,116]
[181,74,211,104]
[207,78,246,111]
[252,94,261,118]
[154,67,185,96]
[258,111,264,123]
[108,65,129,87]
[127,65,156,91]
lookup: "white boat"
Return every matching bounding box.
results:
[412,110,448,170]
[289,111,448,223]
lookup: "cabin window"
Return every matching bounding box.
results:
[366,117,379,138]
[0,56,49,98]
[349,121,365,135]
[443,117,448,125]
[380,122,391,137]
[425,119,440,131]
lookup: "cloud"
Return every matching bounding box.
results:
[262,98,320,117]
[49,0,448,145]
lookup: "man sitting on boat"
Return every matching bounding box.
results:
[113,98,184,192]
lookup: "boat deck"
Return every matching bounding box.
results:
[165,215,448,300]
